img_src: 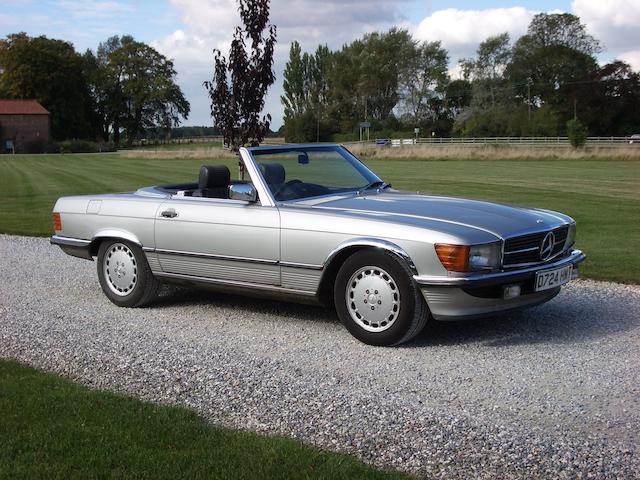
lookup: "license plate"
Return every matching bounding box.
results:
[535,265,573,292]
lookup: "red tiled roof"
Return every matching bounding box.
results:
[0,99,49,115]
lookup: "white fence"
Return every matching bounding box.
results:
[347,136,636,148]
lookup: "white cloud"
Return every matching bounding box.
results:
[154,0,409,127]
[572,0,640,52]
[153,1,640,128]
[57,0,134,18]
[414,7,535,60]
[618,50,640,70]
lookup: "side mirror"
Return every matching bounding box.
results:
[228,183,258,202]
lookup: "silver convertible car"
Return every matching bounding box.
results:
[51,144,585,346]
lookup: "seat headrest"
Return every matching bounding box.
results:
[199,165,230,189]
[259,163,285,185]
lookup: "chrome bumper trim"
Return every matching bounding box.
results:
[414,249,585,287]
[50,235,91,248]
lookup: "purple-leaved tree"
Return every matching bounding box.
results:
[204,0,277,152]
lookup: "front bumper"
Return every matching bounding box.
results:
[414,249,585,320]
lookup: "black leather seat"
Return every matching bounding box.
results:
[193,165,230,198]
[259,163,285,191]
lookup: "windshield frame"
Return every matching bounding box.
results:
[244,144,383,204]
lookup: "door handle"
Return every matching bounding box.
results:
[161,209,178,218]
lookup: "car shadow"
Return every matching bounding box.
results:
[149,284,639,347]
[150,284,338,324]
[411,290,640,348]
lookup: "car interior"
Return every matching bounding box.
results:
[158,160,332,201]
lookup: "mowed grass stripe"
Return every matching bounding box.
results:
[0,360,406,480]
[0,154,637,283]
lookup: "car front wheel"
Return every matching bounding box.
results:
[97,239,160,307]
[334,250,429,346]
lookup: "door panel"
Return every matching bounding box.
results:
[154,199,280,285]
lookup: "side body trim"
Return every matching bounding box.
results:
[155,248,278,266]
[154,271,317,296]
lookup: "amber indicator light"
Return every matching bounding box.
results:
[435,244,470,272]
[52,212,62,232]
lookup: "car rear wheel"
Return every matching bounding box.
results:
[97,239,160,307]
[334,250,429,346]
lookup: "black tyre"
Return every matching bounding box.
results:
[97,239,160,307]
[334,249,429,346]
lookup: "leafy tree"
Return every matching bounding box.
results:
[0,33,94,139]
[98,36,189,143]
[576,61,640,135]
[398,41,449,123]
[444,79,472,118]
[356,28,415,121]
[205,0,276,151]
[567,118,587,147]
[461,33,511,108]
[281,41,305,121]
[507,14,599,110]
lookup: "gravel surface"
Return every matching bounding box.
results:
[1,234,639,478]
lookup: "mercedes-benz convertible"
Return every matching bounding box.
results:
[51,144,585,346]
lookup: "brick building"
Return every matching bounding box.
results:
[0,99,50,153]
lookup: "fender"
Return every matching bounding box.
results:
[91,229,143,248]
[323,237,418,275]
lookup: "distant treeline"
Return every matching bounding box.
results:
[281,13,640,142]
[0,33,189,144]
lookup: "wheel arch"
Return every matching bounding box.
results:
[317,238,418,307]
[89,229,143,257]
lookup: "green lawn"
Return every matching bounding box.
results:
[0,360,406,479]
[0,152,637,283]
[131,140,223,150]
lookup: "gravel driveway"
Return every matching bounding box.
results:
[1,234,638,478]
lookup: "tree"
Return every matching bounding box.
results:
[507,14,599,111]
[90,36,189,144]
[205,0,277,151]
[281,42,333,142]
[356,28,415,121]
[444,79,472,118]
[576,61,640,135]
[398,41,449,123]
[461,33,511,108]
[567,118,587,147]
[281,41,305,121]
[0,33,94,139]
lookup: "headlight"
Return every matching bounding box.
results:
[469,242,502,271]
[565,223,576,249]
[435,242,502,272]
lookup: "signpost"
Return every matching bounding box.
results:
[359,121,371,142]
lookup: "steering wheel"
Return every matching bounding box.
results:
[273,179,302,199]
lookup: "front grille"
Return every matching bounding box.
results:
[503,226,569,267]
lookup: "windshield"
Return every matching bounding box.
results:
[249,145,382,202]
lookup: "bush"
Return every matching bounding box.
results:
[98,142,117,152]
[59,139,99,153]
[23,139,61,154]
[566,118,588,148]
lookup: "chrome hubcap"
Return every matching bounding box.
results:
[346,266,400,332]
[103,243,137,296]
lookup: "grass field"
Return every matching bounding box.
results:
[0,360,406,479]
[0,152,637,283]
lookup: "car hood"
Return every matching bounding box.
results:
[292,191,571,239]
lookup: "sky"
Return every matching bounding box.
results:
[2,0,639,129]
